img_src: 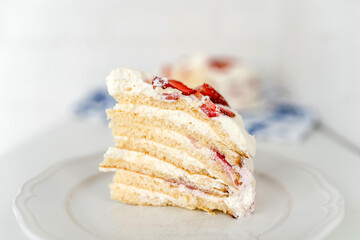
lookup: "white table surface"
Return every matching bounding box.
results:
[1,118,359,239]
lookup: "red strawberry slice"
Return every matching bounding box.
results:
[162,93,180,100]
[196,83,230,107]
[193,90,203,100]
[152,77,196,95]
[219,106,235,118]
[167,80,196,95]
[200,102,219,118]
[193,90,234,118]
[197,93,220,117]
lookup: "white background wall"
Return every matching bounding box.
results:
[278,0,360,148]
[0,0,359,154]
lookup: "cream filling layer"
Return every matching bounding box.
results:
[112,124,254,173]
[114,103,255,157]
[101,147,226,192]
[103,146,255,216]
[112,123,220,169]
[113,175,254,217]
[113,135,208,171]
[106,68,255,157]
[113,183,181,206]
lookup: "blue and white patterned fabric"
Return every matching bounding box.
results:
[241,86,316,143]
[76,86,316,143]
[76,87,115,121]
[241,102,316,143]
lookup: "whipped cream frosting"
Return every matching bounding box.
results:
[106,68,256,157]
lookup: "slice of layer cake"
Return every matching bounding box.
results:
[99,68,256,218]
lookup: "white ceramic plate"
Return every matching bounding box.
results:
[13,150,343,240]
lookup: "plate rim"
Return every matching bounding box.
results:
[13,153,100,240]
[13,150,344,240]
[261,151,345,239]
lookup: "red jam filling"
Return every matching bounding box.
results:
[213,149,232,168]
